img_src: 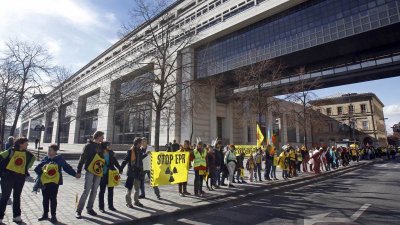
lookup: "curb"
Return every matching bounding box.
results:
[114,161,373,225]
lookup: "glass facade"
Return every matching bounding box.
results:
[112,73,153,144]
[78,92,99,143]
[195,0,400,78]
[44,111,54,143]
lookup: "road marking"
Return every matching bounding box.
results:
[350,203,371,221]
[178,218,211,225]
[304,203,372,225]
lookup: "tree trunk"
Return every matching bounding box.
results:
[10,79,27,136]
[154,106,161,151]
[190,105,194,145]
[56,107,62,148]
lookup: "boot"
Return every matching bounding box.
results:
[38,213,49,221]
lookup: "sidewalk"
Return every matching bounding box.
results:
[0,160,373,225]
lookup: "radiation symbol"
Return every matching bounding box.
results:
[93,160,104,174]
[165,167,178,183]
[15,157,24,167]
[47,168,57,177]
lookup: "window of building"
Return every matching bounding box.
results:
[327,108,332,116]
[337,106,343,115]
[328,122,334,132]
[316,109,321,113]
[362,121,369,130]
[348,105,354,114]
[361,104,367,113]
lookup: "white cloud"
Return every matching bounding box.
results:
[384,104,400,116]
[0,0,99,27]
[0,0,121,73]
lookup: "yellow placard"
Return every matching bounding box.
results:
[150,152,189,187]
[235,145,258,157]
[87,154,105,177]
[41,163,60,185]
[108,169,120,187]
[6,151,26,174]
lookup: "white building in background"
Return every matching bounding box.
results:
[21,0,400,150]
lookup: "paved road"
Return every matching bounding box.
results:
[142,158,400,225]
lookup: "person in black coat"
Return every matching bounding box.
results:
[120,137,147,208]
[98,142,121,212]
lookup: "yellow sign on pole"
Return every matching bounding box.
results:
[150,152,189,187]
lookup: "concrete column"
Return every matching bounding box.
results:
[179,48,195,143]
[210,87,217,141]
[51,117,58,144]
[68,96,84,144]
[295,118,300,143]
[225,103,234,144]
[26,119,32,140]
[282,113,288,145]
[97,83,115,142]
[40,114,47,144]
[266,105,273,145]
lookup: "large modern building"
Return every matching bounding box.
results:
[22,0,400,149]
[310,93,388,146]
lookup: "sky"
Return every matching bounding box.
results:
[0,0,399,134]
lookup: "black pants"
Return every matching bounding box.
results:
[42,183,59,216]
[178,182,188,193]
[99,174,114,209]
[0,175,25,219]
[194,170,204,194]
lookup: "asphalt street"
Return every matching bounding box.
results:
[141,158,400,225]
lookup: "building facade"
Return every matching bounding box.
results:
[21,0,400,149]
[310,93,388,147]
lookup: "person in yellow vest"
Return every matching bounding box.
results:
[75,131,105,219]
[190,141,207,196]
[271,152,279,180]
[289,147,296,177]
[278,147,289,179]
[296,148,303,173]
[246,154,256,182]
[0,137,36,224]
[34,144,78,223]
[178,140,192,197]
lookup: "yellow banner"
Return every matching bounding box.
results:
[235,145,258,157]
[150,152,189,187]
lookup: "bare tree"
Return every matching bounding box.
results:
[0,59,19,147]
[285,67,321,148]
[234,59,284,140]
[114,0,199,150]
[1,40,52,136]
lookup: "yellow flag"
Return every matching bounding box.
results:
[256,123,264,148]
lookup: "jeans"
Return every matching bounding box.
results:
[255,163,262,181]
[194,170,204,194]
[77,172,101,213]
[0,175,25,219]
[178,182,188,193]
[264,162,271,180]
[227,162,236,185]
[270,166,277,179]
[125,177,141,205]
[99,174,114,209]
[215,167,221,186]
[42,183,59,216]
